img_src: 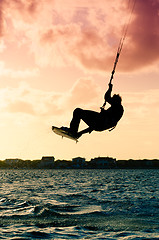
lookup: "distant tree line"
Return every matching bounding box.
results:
[0,156,159,169]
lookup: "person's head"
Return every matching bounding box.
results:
[112,94,122,105]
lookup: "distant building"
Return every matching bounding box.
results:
[39,156,55,168]
[72,157,86,168]
[117,159,159,169]
[90,157,116,168]
[4,158,23,167]
[54,160,72,169]
[5,159,19,165]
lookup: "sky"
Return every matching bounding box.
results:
[0,0,159,161]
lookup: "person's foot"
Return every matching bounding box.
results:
[61,126,70,132]
[61,126,78,138]
[62,127,83,139]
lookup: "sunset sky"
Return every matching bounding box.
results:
[0,0,158,161]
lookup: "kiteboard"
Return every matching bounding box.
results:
[52,126,78,143]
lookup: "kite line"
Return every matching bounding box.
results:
[101,0,136,109]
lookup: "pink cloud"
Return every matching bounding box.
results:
[39,24,114,70]
[119,0,159,71]
[66,0,159,72]
[0,0,6,37]
[7,0,41,21]
[1,0,159,72]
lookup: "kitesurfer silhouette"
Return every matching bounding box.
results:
[61,83,124,139]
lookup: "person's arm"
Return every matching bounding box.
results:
[104,83,113,104]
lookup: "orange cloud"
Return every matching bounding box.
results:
[123,89,159,125]
[67,77,101,108]
[6,100,35,114]
[0,61,39,78]
[0,77,102,117]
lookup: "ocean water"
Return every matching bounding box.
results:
[0,169,158,240]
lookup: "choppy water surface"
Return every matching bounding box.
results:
[0,169,158,239]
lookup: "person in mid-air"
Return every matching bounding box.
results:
[61,83,124,139]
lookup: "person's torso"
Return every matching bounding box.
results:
[101,104,124,124]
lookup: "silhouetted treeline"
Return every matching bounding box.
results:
[0,156,159,169]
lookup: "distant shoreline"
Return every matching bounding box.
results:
[0,157,159,169]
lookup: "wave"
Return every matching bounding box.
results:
[1,193,159,219]
[0,169,159,240]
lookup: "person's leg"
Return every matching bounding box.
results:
[76,127,93,138]
[69,108,100,136]
[69,108,82,134]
